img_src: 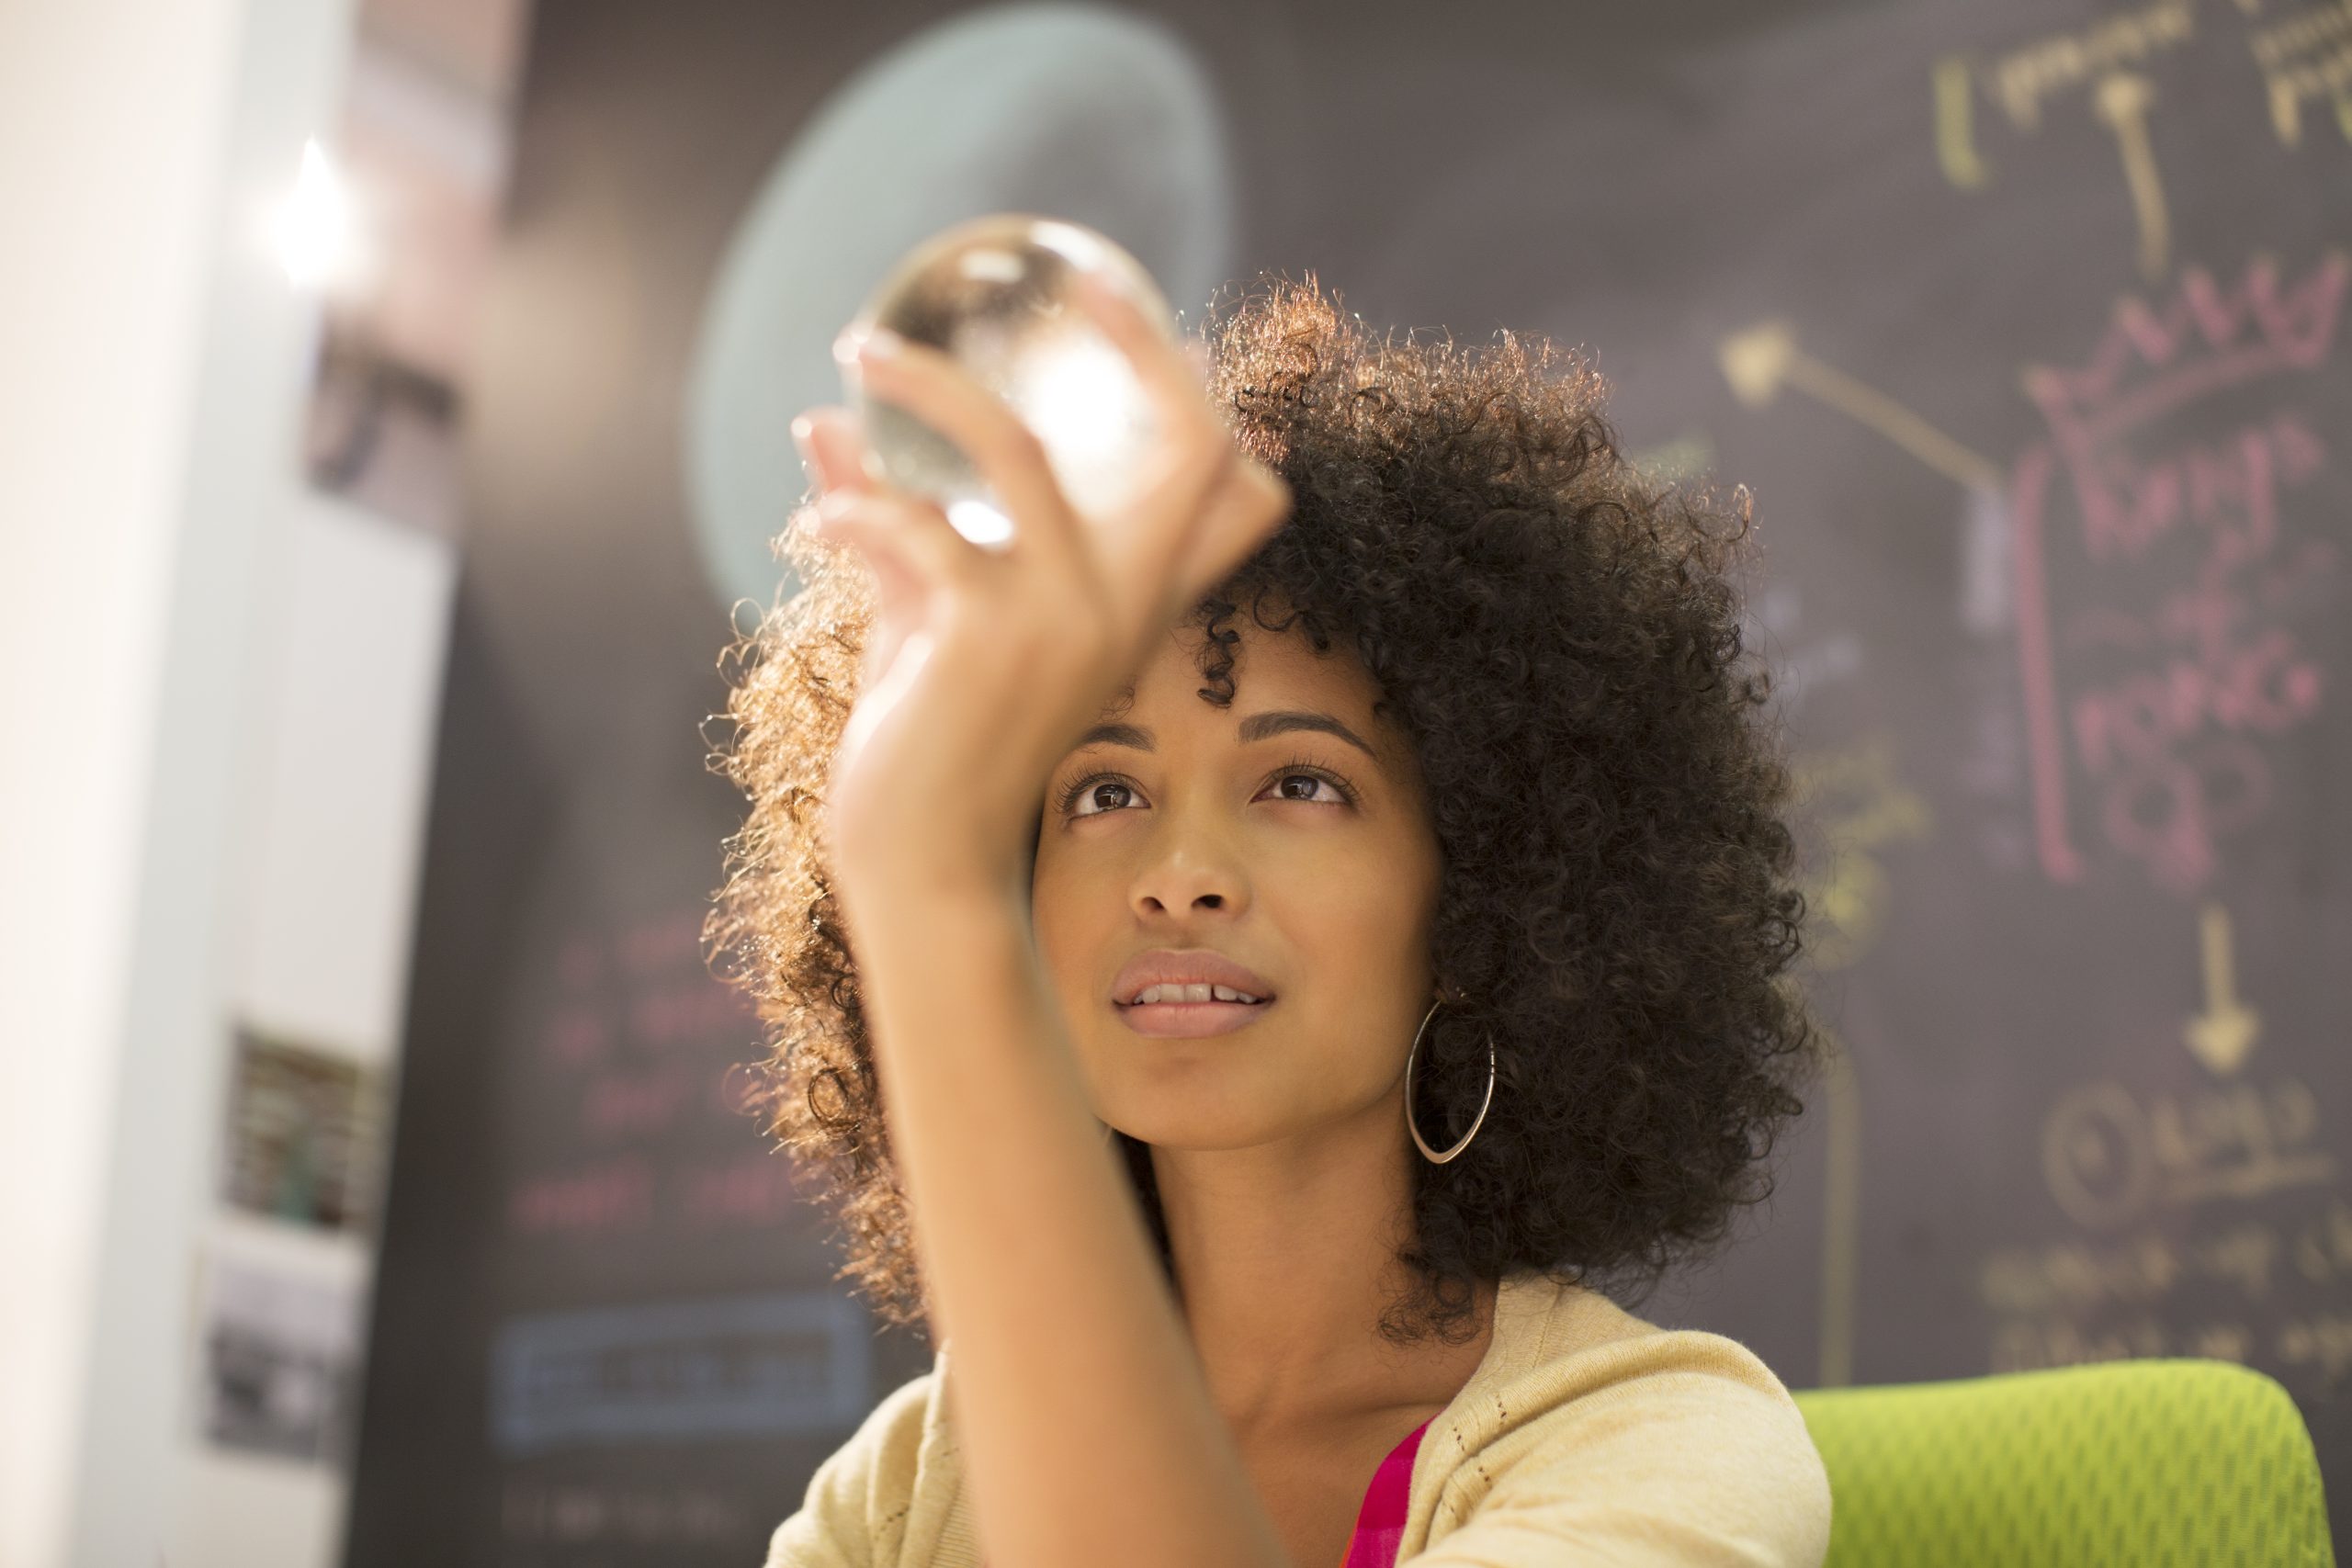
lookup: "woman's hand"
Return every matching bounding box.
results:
[792,278,1292,902]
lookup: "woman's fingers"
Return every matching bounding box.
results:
[1172,456,1292,608]
[1070,278,1227,510]
[1066,285,1244,615]
[836,331,1085,567]
[819,305,1283,671]
[793,406,874,498]
[806,486,980,606]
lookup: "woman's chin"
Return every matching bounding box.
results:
[1091,1104,1305,1155]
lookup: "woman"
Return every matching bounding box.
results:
[707,272,1834,1568]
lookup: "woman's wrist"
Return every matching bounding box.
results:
[832,848,1042,1025]
[831,833,1030,919]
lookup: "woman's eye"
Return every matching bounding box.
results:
[1059,768,1352,818]
[1268,771,1345,805]
[1066,779,1136,818]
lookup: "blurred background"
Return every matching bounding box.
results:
[3,0,2347,1563]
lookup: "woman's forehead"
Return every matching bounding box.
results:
[1067,617,1429,802]
[1115,617,1377,716]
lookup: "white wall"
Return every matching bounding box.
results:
[180,491,456,1567]
[0,2,241,1550]
[0,3,463,1565]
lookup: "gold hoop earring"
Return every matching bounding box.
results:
[1404,998,1497,1164]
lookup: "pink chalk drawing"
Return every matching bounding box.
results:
[539,1008,611,1070]
[2008,253,2346,893]
[580,1067,693,1138]
[516,907,785,1238]
[508,1155,654,1238]
[626,976,756,1053]
[676,1149,804,1230]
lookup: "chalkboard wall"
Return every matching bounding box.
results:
[348,1,2352,1561]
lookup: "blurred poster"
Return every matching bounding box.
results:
[222,1025,387,1232]
[199,1256,364,1464]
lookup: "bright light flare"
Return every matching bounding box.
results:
[1009,329,1158,520]
[273,139,351,291]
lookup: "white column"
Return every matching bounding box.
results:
[0,1,360,1563]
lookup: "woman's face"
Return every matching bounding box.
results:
[1031,615,1446,1152]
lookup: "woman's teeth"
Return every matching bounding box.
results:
[1133,983,1263,1005]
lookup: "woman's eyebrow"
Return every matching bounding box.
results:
[1069,710,1380,762]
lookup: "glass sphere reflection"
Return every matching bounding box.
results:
[841,214,1179,548]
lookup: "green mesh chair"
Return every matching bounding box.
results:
[1792,1358,2335,1567]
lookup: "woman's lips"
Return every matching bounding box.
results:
[1115,997,1276,1038]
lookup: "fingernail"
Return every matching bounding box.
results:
[832,327,900,367]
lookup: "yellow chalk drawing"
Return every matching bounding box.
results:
[2093,72,2172,281]
[2185,901,2263,1076]
[1720,321,2005,493]
[2278,1310,2352,1379]
[1792,735,1936,971]
[1817,1023,1861,1388]
[2190,1320,2256,1361]
[1626,433,1714,485]
[1934,54,1992,188]
[2043,1075,2330,1230]
[1980,1192,2352,1378]
[1992,1314,2169,1372]
[1985,1,2197,131]
[2250,1,2352,148]
[2295,1198,2352,1281]
[1933,7,2202,279]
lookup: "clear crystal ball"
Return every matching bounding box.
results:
[841,214,1180,548]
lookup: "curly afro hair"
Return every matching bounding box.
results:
[707,272,1826,1349]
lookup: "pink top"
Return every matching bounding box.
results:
[1339,1416,1431,1568]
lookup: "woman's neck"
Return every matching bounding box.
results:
[1148,1112,1498,1438]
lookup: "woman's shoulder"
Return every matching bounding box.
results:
[1404,1273,1832,1566]
[765,1364,944,1568]
[1477,1269,1815,1419]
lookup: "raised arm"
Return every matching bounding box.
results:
[786,272,1295,1568]
[843,874,1291,1568]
